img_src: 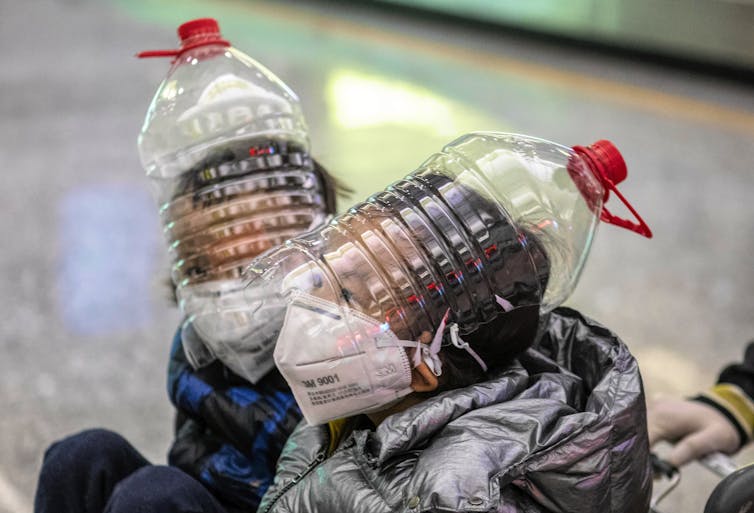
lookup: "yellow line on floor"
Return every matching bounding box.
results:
[229,0,754,136]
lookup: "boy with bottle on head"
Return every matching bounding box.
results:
[34,19,347,513]
[34,157,341,513]
[218,132,655,512]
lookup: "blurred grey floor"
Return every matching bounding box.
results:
[1,0,753,511]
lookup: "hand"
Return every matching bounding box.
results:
[647,396,740,467]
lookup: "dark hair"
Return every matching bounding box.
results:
[171,140,351,209]
[314,158,353,216]
[164,154,351,304]
[430,304,542,394]
[428,231,549,394]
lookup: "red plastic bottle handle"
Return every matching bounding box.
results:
[600,178,653,238]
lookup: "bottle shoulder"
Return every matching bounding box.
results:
[138,47,308,172]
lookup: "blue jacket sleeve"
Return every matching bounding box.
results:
[166,325,302,511]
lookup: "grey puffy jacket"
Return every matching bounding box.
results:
[258,308,652,513]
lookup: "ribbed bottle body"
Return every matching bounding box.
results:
[243,132,604,348]
[138,41,328,365]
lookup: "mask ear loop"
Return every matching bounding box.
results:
[495,295,514,312]
[448,324,488,372]
[408,309,448,376]
[408,308,489,375]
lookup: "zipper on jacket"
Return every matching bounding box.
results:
[260,424,340,513]
[260,450,326,513]
[260,433,358,513]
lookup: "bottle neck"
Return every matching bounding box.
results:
[171,44,231,67]
[137,41,230,61]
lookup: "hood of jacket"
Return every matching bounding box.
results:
[259,307,651,513]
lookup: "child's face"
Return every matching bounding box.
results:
[170,185,328,284]
[152,137,335,288]
[168,164,332,286]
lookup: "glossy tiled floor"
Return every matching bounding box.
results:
[1,0,753,511]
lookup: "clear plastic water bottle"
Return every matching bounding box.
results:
[136,18,331,379]
[218,132,652,376]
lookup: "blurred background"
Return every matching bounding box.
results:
[1,0,753,511]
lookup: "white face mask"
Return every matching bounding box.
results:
[179,279,286,384]
[274,293,422,425]
[184,316,280,384]
[274,292,489,425]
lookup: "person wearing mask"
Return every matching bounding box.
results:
[34,157,349,513]
[255,231,652,512]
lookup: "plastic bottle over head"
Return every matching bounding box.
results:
[136,19,330,380]
[436,132,652,310]
[232,132,651,379]
[138,18,309,189]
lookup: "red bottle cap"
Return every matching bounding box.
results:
[571,141,652,238]
[177,18,227,47]
[137,18,230,59]
[579,140,627,187]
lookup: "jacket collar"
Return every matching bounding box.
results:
[366,361,531,465]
